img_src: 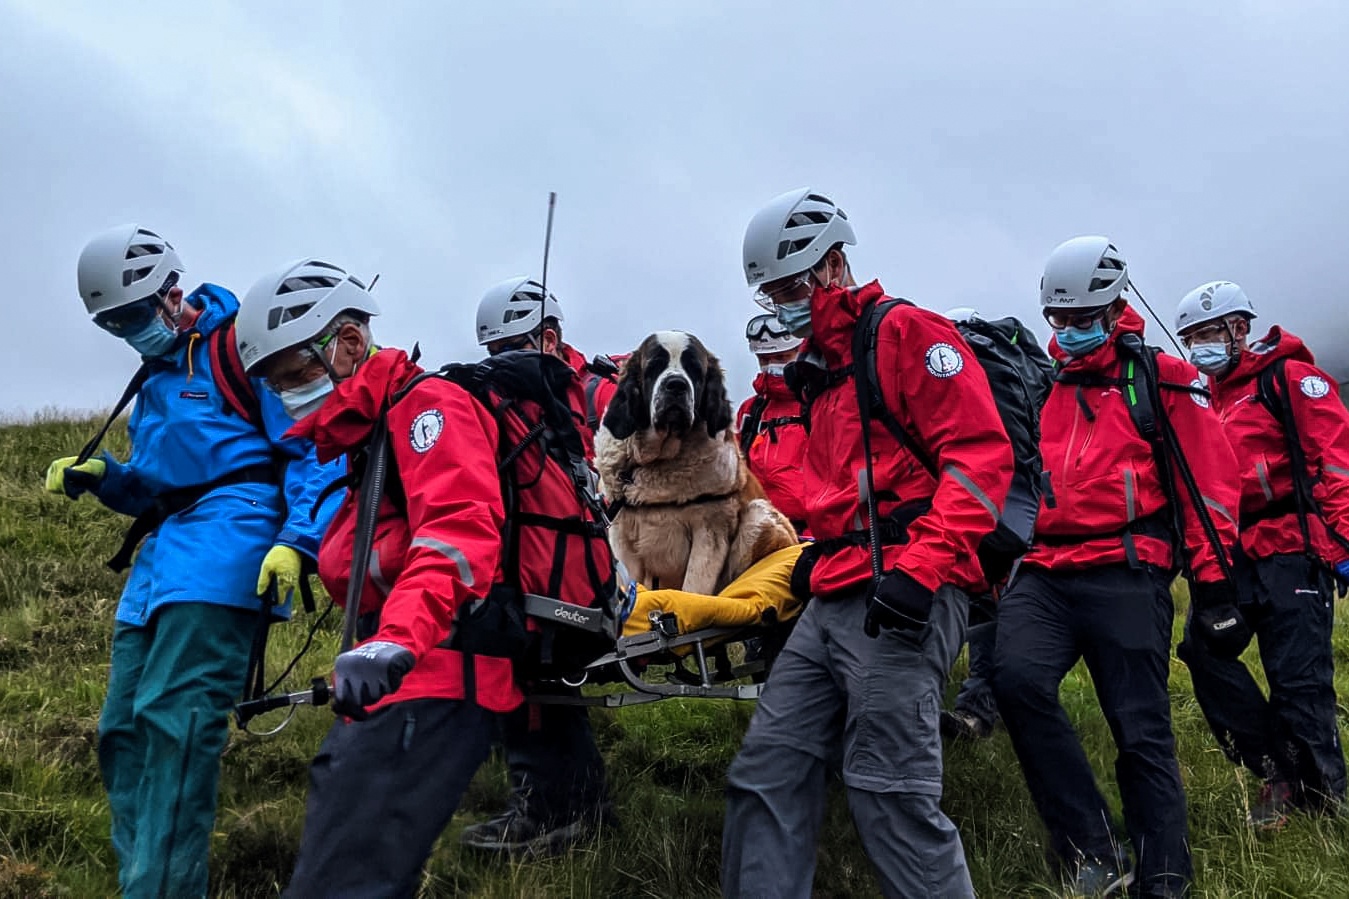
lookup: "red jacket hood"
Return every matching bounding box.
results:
[1049,305,1147,371]
[285,348,424,463]
[751,370,797,401]
[806,280,888,366]
[1221,326,1316,388]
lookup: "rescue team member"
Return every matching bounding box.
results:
[1174,281,1349,826]
[737,313,809,533]
[993,238,1241,898]
[722,188,1014,899]
[234,258,517,897]
[46,226,337,899]
[459,278,618,857]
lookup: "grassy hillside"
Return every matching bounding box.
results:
[3,416,1349,897]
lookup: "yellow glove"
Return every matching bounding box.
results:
[257,545,303,602]
[45,456,107,498]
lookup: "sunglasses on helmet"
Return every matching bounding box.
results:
[93,272,180,336]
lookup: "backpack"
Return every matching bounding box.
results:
[382,350,618,678]
[1255,357,1349,563]
[853,300,1054,583]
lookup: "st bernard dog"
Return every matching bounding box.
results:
[594,330,798,594]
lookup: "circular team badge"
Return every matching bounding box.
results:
[1190,378,1210,408]
[925,342,964,379]
[409,409,445,453]
[1300,375,1331,399]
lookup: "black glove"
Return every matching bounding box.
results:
[789,542,823,601]
[332,640,416,719]
[1190,582,1253,660]
[864,570,935,638]
[976,521,1029,586]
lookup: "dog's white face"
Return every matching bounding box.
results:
[603,330,732,441]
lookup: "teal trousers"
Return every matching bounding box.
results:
[97,601,255,899]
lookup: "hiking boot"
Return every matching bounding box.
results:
[1248,780,1293,831]
[1065,851,1134,897]
[940,709,994,741]
[460,798,608,858]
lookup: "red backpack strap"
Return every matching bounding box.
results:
[209,321,265,431]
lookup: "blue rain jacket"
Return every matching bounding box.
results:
[90,283,343,626]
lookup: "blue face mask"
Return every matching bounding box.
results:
[1054,321,1109,357]
[775,298,813,339]
[124,316,180,358]
[1188,342,1232,375]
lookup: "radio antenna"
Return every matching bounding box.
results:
[538,192,557,357]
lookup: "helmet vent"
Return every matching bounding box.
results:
[777,238,814,259]
[503,309,534,324]
[278,275,341,294]
[267,302,315,329]
[123,265,155,287]
[126,242,163,260]
[787,211,830,228]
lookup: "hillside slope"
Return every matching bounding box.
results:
[3,417,1349,897]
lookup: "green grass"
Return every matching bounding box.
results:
[3,415,1349,897]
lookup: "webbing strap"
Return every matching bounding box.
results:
[76,362,152,466]
[207,322,263,430]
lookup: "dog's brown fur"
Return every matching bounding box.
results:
[595,331,798,594]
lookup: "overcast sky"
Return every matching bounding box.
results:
[3,0,1347,418]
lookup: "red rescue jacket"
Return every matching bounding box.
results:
[562,343,618,457]
[1210,327,1349,566]
[736,372,809,528]
[800,281,1013,595]
[1023,307,1241,584]
[287,349,522,714]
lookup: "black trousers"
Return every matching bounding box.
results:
[1178,554,1346,810]
[285,699,500,899]
[501,686,609,824]
[993,565,1191,896]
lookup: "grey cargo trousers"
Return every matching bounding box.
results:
[722,585,974,899]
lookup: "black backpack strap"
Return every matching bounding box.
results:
[738,393,770,455]
[76,362,153,466]
[208,322,264,431]
[1257,358,1349,559]
[584,373,605,433]
[1117,335,1236,585]
[339,410,391,653]
[856,298,938,479]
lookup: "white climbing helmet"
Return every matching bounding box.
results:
[742,188,856,296]
[77,224,185,315]
[475,277,565,346]
[745,313,804,355]
[1040,236,1129,309]
[1174,281,1257,336]
[234,258,380,374]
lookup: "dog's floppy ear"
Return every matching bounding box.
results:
[700,350,733,436]
[601,352,649,440]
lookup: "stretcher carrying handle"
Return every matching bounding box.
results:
[233,677,331,730]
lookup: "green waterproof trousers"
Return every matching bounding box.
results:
[97,601,255,899]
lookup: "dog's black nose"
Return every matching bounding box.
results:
[662,379,689,393]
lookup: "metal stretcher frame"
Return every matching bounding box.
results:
[524,592,794,708]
